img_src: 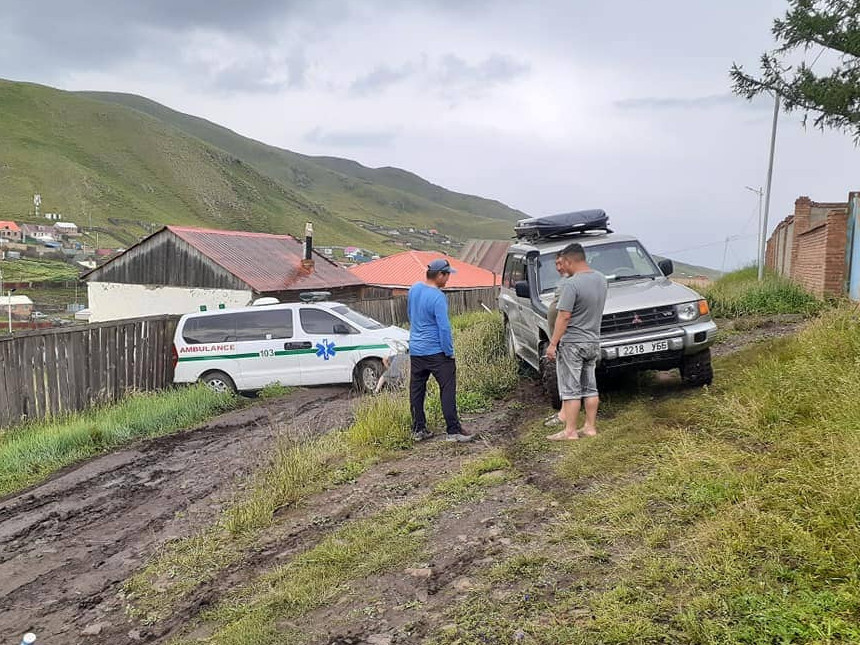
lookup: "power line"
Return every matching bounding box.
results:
[656,234,757,257]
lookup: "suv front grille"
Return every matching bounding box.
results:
[601,305,677,335]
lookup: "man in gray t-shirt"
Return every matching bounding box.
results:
[546,242,607,441]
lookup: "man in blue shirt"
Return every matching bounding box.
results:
[408,258,473,443]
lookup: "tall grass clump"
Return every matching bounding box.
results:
[701,266,823,318]
[455,313,519,401]
[0,386,238,496]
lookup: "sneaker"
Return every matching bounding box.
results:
[412,429,433,442]
[445,431,475,443]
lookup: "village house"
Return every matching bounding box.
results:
[0,221,22,243]
[82,225,367,322]
[348,250,501,296]
[0,295,34,321]
[53,221,80,238]
[20,223,56,243]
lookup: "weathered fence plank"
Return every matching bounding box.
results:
[0,315,180,428]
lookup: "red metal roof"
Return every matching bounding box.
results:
[167,226,365,293]
[0,221,20,232]
[348,250,501,289]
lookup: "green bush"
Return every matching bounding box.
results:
[701,267,823,318]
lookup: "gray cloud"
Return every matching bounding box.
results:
[205,52,309,94]
[349,62,418,96]
[614,93,752,111]
[0,0,338,87]
[304,127,399,148]
[435,54,530,96]
[347,54,529,99]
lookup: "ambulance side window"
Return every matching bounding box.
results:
[182,314,237,344]
[234,309,294,341]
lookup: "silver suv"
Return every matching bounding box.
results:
[499,211,717,407]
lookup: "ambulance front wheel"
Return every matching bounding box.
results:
[354,358,384,394]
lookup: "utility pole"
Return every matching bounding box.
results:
[759,93,780,281]
[7,287,16,334]
[745,185,764,273]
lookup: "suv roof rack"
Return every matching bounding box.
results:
[514,209,611,241]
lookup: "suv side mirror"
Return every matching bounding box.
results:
[658,259,674,277]
[514,280,531,299]
[333,323,352,335]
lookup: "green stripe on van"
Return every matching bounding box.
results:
[177,343,391,363]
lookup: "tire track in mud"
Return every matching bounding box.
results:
[0,386,354,644]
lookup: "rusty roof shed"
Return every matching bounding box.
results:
[83,226,366,300]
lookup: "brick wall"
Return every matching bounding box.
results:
[766,194,851,298]
[792,223,828,295]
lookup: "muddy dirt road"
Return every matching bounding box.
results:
[0,386,356,643]
[0,315,806,644]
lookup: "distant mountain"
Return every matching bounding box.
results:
[0,78,522,253]
[655,257,722,280]
[77,89,524,241]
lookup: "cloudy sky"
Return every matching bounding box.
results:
[2,0,857,269]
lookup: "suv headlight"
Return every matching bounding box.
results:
[676,300,710,322]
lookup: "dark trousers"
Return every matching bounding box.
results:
[410,353,462,435]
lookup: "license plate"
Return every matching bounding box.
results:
[619,340,670,356]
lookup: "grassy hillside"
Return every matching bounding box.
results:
[75,89,520,242]
[0,80,519,254]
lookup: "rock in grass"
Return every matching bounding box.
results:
[405,567,433,579]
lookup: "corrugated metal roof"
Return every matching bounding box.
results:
[459,240,511,276]
[348,250,501,289]
[0,221,21,232]
[167,226,365,293]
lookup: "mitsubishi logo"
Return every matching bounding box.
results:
[632,314,643,325]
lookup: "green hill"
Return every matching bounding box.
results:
[0,79,522,252]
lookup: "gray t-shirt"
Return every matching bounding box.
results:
[557,270,608,343]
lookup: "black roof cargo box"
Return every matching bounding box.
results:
[514,209,610,241]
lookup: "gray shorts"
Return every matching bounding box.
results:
[556,342,600,401]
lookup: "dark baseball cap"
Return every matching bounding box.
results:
[428,258,457,274]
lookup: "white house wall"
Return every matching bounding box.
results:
[87,282,253,322]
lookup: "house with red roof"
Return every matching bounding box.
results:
[0,221,22,243]
[349,250,501,296]
[83,225,367,322]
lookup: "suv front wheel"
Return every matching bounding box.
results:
[680,349,713,387]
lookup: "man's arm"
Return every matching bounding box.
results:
[547,281,576,360]
[434,293,455,357]
[546,310,570,361]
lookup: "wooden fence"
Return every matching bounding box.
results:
[351,287,499,326]
[0,315,178,427]
[0,288,498,427]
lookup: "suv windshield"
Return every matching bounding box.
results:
[538,241,661,293]
[332,305,386,330]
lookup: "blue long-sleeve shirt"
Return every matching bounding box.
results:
[407,282,454,357]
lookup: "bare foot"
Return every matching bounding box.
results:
[544,415,564,428]
[547,430,580,441]
[580,426,597,437]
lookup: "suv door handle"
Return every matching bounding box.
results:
[285,341,313,350]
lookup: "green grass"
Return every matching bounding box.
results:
[0,79,515,253]
[439,306,860,644]
[0,257,80,282]
[178,453,513,645]
[701,266,824,318]
[124,312,519,623]
[0,385,238,496]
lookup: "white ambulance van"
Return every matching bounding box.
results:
[172,300,409,394]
